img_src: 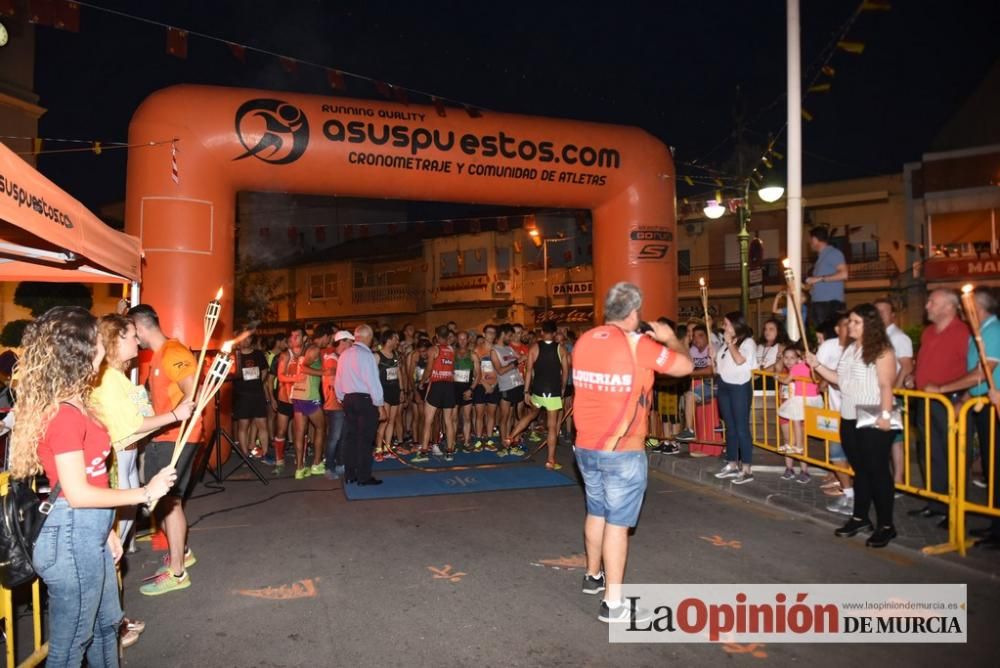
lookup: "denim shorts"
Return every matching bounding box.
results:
[573,447,648,527]
[827,440,846,461]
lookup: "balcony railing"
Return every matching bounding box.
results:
[352,284,422,305]
[679,253,899,290]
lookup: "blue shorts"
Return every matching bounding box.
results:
[828,440,846,461]
[573,447,648,528]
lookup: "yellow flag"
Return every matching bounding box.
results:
[822,65,836,77]
[714,178,723,187]
[837,41,865,55]
[808,83,831,93]
[861,1,891,11]
[93,141,102,155]
[684,175,694,186]
[802,109,814,121]
[770,149,784,160]
[33,138,43,154]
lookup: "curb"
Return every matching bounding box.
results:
[648,451,1000,581]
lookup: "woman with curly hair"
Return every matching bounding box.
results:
[808,303,899,548]
[10,306,177,667]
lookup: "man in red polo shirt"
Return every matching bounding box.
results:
[907,289,969,521]
[572,282,693,624]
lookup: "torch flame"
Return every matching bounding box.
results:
[214,286,224,301]
[220,340,234,354]
[226,331,252,351]
[962,283,974,295]
[782,258,791,268]
[699,277,705,287]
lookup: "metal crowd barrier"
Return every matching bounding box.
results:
[653,376,726,454]
[0,472,49,667]
[956,397,999,557]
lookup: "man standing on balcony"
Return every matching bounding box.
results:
[804,227,849,328]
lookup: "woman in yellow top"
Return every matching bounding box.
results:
[92,314,195,543]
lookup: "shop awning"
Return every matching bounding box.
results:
[0,142,141,283]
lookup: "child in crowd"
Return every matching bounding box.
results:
[776,344,822,483]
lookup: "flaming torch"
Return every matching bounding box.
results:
[781,258,811,355]
[961,284,996,412]
[699,277,711,327]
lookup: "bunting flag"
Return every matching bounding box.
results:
[821,65,836,77]
[0,0,14,17]
[808,83,831,93]
[861,0,891,10]
[92,141,101,155]
[279,57,298,75]
[770,148,784,160]
[53,0,79,32]
[227,42,247,63]
[327,69,346,91]
[836,41,865,55]
[391,85,409,105]
[431,97,447,118]
[374,81,392,99]
[465,106,483,119]
[28,0,54,26]
[166,27,188,59]
[683,175,694,186]
[714,178,724,187]
[801,109,814,121]
[33,138,43,154]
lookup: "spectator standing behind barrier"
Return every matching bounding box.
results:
[923,288,1000,549]
[907,290,970,524]
[755,317,788,393]
[807,304,899,548]
[804,227,848,328]
[571,282,693,624]
[814,313,856,516]
[874,298,914,493]
[713,312,759,485]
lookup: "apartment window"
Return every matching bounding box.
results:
[440,251,460,277]
[495,247,511,277]
[309,274,324,299]
[678,249,691,276]
[463,248,488,275]
[324,273,338,297]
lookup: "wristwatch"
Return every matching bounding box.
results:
[880,410,892,420]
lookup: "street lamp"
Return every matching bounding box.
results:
[703,199,726,219]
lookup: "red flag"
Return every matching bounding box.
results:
[28,0,55,26]
[465,105,482,118]
[166,27,188,59]
[391,85,409,105]
[374,81,392,99]
[227,42,247,63]
[327,69,346,91]
[431,97,447,118]
[0,0,15,17]
[315,227,326,242]
[279,57,298,74]
[53,1,79,32]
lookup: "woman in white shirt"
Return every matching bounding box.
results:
[807,304,898,548]
[713,312,760,484]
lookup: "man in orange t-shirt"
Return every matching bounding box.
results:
[570,283,692,624]
[129,304,201,597]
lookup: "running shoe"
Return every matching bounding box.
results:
[714,464,740,479]
[826,496,853,515]
[273,462,285,475]
[496,448,510,457]
[645,437,660,449]
[732,472,755,485]
[310,463,326,476]
[484,440,498,452]
[140,570,191,596]
[545,461,563,471]
[411,451,430,463]
[780,468,795,481]
[599,600,653,624]
[582,571,605,594]
[444,451,455,462]
[472,439,485,451]
[508,446,526,457]
[528,431,543,443]
[674,428,696,442]
[795,471,811,484]
[150,547,196,578]
[294,467,309,480]
[430,444,444,457]
[373,451,384,463]
[655,441,681,455]
[261,454,277,466]
[250,445,264,458]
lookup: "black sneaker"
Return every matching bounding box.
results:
[598,600,653,624]
[865,526,897,548]
[656,441,681,455]
[834,517,874,537]
[582,572,605,595]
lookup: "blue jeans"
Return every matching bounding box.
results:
[325,409,345,471]
[718,379,753,466]
[33,499,121,668]
[574,448,648,527]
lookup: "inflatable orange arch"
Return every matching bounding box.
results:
[126,84,676,344]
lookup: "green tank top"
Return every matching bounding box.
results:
[454,350,474,385]
[306,359,321,401]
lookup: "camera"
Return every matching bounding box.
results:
[637,320,654,334]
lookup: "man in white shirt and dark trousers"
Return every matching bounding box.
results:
[335,324,385,486]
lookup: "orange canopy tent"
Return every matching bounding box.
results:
[0,142,141,283]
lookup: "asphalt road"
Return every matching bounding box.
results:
[115,462,997,667]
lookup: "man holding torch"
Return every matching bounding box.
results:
[128,304,201,595]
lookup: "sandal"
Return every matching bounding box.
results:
[123,618,146,634]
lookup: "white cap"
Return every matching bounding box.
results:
[334,330,355,343]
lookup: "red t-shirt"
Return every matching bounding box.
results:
[38,403,112,489]
[572,325,678,451]
[321,347,341,411]
[914,317,970,389]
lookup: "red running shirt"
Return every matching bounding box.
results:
[430,345,455,383]
[571,325,678,452]
[38,404,112,489]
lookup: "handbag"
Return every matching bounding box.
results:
[0,479,61,588]
[855,404,903,431]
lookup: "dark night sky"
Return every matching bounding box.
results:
[33,0,1000,213]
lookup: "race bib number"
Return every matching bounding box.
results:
[454,369,471,383]
[481,360,495,374]
[386,367,399,381]
[242,366,260,381]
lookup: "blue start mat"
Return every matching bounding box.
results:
[343,465,576,500]
[372,448,534,471]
